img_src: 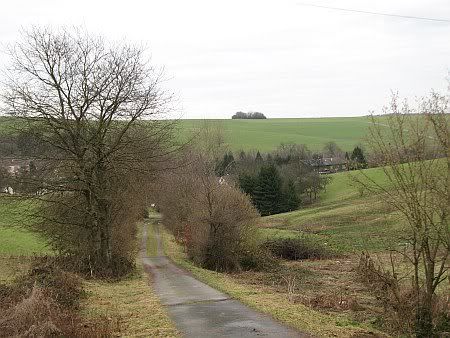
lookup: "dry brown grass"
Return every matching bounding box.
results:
[82,269,179,337]
[0,256,33,284]
[0,254,178,337]
[0,284,116,337]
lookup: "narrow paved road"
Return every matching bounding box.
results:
[141,221,306,338]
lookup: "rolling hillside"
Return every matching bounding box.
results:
[177,116,372,152]
[0,115,378,152]
[261,167,403,252]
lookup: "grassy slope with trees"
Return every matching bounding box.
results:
[262,167,401,252]
[160,159,447,337]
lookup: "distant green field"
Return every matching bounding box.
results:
[0,198,49,256]
[176,117,372,152]
[0,115,382,152]
[262,167,404,253]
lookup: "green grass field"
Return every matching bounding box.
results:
[0,198,49,256]
[1,115,373,152]
[176,117,373,152]
[262,167,404,253]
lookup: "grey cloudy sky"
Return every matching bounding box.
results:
[1,0,449,118]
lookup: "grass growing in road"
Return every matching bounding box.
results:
[146,222,159,257]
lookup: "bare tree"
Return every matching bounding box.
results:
[2,27,176,274]
[157,127,262,272]
[355,92,449,336]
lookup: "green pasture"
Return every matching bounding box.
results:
[0,198,49,256]
[176,117,372,152]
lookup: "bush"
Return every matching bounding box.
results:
[0,261,115,337]
[189,182,263,272]
[263,236,332,260]
[159,163,270,272]
[15,259,85,309]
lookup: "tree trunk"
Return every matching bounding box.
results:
[416,292,434,337]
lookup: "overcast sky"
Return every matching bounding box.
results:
[1,0,449,118]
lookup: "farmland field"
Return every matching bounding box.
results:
[0,198,49,256]
[1,115,375,152]
[176,116,373,152]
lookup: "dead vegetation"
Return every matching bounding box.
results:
[0,260,117,337]
[263,235,334,260]
[357,252,450,336]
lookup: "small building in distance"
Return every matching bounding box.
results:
[312,157,347,174]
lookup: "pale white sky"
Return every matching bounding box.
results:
[1,0,449,118]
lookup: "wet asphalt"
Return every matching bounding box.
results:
[141,221,308,338]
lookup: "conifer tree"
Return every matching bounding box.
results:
[253,164,283,216]
[351,146,367,169]
[283,180,300,212]
[255,151,263,163]
[238,174,257,197]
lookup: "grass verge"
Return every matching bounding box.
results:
[159,225,387,338]
[82,267,179,337]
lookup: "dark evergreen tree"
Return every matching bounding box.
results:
[253,164,283,216]
[350,146,367,168]
[282,180,300,212]
[238,174,257,197]
[255,151,263,163]
[216,152,235,175]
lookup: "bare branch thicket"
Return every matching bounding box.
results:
[353,92,449,336]
[2,27,178,275]
[156,126,266,272]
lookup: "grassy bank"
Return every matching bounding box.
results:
[83,268,179,337]
[159,225,386,337]
[262,167,403,253]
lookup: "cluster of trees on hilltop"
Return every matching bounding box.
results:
[232,111,267,119]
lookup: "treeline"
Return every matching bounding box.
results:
[215,144,330,216]
[232,111,267,119]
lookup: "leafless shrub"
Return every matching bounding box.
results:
[282,275,296,303]
[157,125,274,272]
[0,264,117,337]
[357,252,449,335]
[353,92,449,336]
[263,236,334,260]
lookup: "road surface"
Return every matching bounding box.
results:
[141,221,307,338]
